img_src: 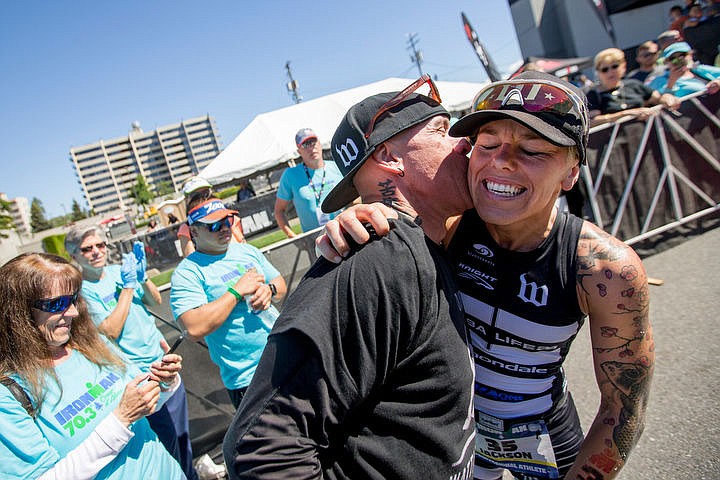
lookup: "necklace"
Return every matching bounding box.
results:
[610,81,627,110]
[303,164,326,207]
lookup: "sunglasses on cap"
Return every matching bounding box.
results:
[79,242,107,254]
[470,77,587,118]
[598,64,620,73]
[33,292,79,313]
[201,215,235,233]
[364,74,442,139]
[300,138,318,149]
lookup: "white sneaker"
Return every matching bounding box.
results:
[193,453,227,480]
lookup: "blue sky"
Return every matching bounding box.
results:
[0,1,522,218]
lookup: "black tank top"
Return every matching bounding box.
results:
[448,208,586,419]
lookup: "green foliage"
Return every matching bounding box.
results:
[216,186,240,200]
[42,234,70,260]
[0,198,14,239]
[71,199,87,221]
[30,198,52,233]
[155,181,174,196]
[128,174,154,209]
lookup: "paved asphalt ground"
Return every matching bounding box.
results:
[560,226,720,480]
[155,225,719,479]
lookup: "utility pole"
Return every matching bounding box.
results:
[406,33,424,76]
[285,61,302,104]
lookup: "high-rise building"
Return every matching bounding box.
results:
[70,115,221,215]
[0,193,31,237]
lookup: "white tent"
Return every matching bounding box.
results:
[200,77,488,185]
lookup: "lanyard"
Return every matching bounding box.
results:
[303,165,326,207]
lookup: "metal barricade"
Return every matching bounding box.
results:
[583,91,720,246]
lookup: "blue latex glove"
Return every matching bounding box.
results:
[120,253,139,289]
[133,241,147,282]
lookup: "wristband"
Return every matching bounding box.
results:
[268,282,277,297]
[227,286,242,303]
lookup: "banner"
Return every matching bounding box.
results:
[588,0,617,45]
[461,12,502,82]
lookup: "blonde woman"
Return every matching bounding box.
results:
[587,47,679,126]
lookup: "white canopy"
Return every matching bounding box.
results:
[200,77,487,185]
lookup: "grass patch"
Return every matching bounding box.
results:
[150,269,174,287]
[248,224,301,249]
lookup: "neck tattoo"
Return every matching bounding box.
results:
[377,179,399,205]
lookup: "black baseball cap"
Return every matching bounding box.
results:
[449,71,589,164]
[321,92,448,213]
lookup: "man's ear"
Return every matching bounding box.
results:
[372,143,406,177]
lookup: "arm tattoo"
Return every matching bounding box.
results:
[600,361,650,461]
[577,227,653,462]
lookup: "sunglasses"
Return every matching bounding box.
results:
[300,139,318,149]
[33,292,79,313]
[79,242,107,254]
[364,74,442,139]
[598,64,620,73]
[466,78,588,144]
[202,216,234,233]
[667,54,687,66]
[639,51,658,58]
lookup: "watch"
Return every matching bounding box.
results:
[268,282,277,297]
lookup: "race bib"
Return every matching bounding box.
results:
[475,412,559,479]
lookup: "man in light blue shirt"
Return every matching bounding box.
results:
[273,128,346,237]
[170,197,287,408]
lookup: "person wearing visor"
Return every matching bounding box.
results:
[0,253,185,479]
[648,41,720,97]
[273,128,345,237]
[317,71,655,480]
[224,75,476,479]
[178,176,245,256]
[65,226,198,480]
[170,197,287,409]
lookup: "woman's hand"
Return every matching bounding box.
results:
[113,374,160,426]
[149,339,183,389]
[706,79,720,95]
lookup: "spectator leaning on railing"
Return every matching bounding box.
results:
[648,41,720,97]
[587,47,680,127]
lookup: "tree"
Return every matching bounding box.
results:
[0,198,14,239]
[30,197,52,233]
[70,199,87,221]
[128,174,154,211]
[155,180,174,197]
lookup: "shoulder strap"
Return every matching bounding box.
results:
[0,376,36,418]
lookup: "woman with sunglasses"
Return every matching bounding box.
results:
[170,197,287,409]
[64,226,198,480]
[0,253,185,479]
[648,42,720,98]
[587,47,680,126]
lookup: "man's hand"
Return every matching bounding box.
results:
[233,269,265,297]
[315,203,397,263]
